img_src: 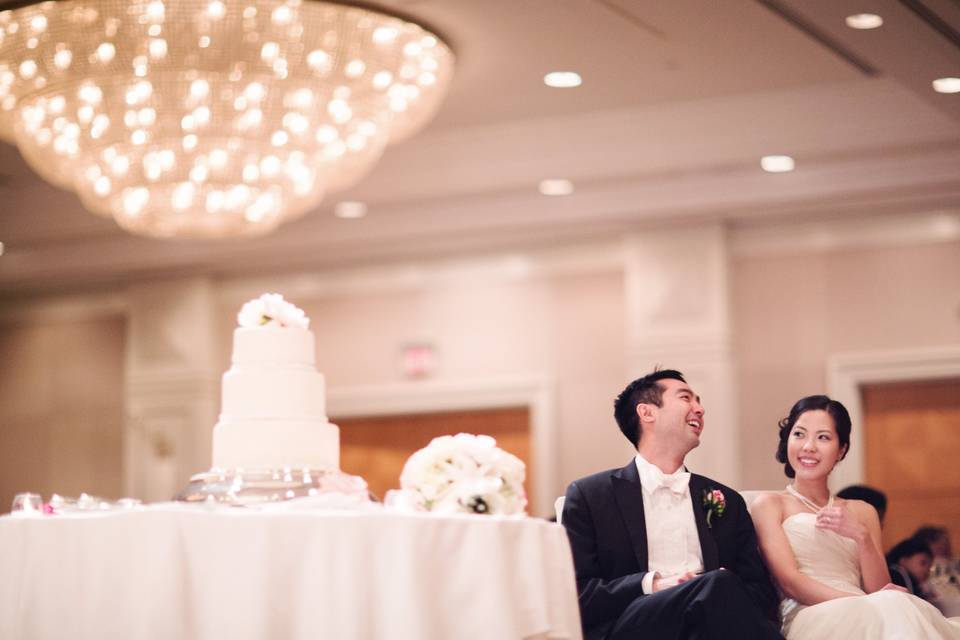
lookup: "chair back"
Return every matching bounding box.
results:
[739,490,764,515]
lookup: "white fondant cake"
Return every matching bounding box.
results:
[212,295,339,471]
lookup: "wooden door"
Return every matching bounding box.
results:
[334,406,532,507]
[862,378,960,550]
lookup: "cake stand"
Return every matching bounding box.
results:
[175,468,375,506]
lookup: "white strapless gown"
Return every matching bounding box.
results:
[780,513,960,639]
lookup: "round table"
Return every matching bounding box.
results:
[0,504,582,640]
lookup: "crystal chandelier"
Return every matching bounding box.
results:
[0,0,453,238]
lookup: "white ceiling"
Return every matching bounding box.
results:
[0,0,958,296]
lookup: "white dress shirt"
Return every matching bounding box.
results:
[635,453,704,593]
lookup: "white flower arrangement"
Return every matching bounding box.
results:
[391,433,527,515]
[237,293,309,329]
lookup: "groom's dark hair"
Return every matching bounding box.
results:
[614,369,686,446]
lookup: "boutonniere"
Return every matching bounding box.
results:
[702,488,726,528]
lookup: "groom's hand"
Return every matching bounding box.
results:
[652,571,698,592]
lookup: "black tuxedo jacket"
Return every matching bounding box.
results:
[562,460,778,640]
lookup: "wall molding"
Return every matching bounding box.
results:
[217,241,625,307]
[328,374,558,518]
[827,345,960,490]
[731,209,960,258]
[0,290,127,325]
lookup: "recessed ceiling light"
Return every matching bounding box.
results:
[845,13,883,29]
[543,71,582,88]
[932,77,960,94]
[760,155,795,173]
[334,201,367,218]
[539,179,574,196]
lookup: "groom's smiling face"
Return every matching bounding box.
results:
[642,378,705,452]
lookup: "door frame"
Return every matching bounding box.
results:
[827,345,960,490]
[328,375,557,517]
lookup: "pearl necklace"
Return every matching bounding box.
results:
[786,484,833,513]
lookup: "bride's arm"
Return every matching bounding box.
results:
[818,501,890,593]
[854,503,891,592]
[752,493,858,605]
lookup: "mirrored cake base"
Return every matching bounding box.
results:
[175,468,374,507]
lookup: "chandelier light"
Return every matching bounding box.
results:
[0,0,454,238]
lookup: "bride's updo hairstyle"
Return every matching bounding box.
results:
[776,395,852,478]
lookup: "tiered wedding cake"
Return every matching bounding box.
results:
[212,294,339,471]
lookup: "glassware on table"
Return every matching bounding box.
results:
[8,493,145,516]
[48,493,142,513]
[11,492,43,515]
[116,498,142,509]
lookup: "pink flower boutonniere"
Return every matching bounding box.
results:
[702,488,726,528]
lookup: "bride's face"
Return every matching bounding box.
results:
[787,409,847,479]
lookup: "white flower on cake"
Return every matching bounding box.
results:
[393,433,527,515]
[237,293,309,329]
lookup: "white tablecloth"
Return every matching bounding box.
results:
[0,506,582,640]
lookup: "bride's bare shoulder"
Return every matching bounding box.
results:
[750,491,787,515]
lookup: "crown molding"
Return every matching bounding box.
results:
[0,290,126,324]
[730,209,960,257]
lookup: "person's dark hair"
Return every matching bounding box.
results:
[912,526,949,548]
[886,537,933,566]
[775,395,852,478]
[836,484,888,523]
[613,369,686,446]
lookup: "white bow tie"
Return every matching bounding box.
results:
[649,467,690,496]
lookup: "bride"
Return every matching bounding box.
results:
[751,395,960,639]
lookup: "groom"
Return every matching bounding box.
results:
[562,369,782,640]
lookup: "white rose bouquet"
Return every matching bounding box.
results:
[237,293,309,329]
[391,433,527,515]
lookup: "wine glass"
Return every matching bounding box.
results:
[11,492,43,516]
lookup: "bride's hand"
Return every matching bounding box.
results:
[880,583,909,593]
[815,505,866,542]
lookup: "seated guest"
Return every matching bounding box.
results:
[836,485,887,525]
[887,537,934,599]
[915,526,955,562]
[562,369,781,640]
[914,525,960,608]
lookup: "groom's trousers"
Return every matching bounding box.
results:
[607,569,783,640]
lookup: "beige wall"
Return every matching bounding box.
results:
[733,240,960,490]
[0,315,125,511]
[217,269,632,497]
[1,232,957,512]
